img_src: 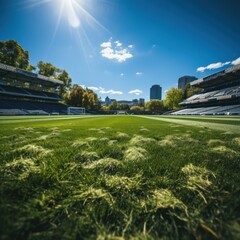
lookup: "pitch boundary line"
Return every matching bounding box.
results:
[134,115,240,133]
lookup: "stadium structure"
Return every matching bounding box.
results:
[0,63,85,115]
[172,64,240,115]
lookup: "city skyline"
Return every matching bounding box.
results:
[1,0,240,100]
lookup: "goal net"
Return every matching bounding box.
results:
[67,107,85,115]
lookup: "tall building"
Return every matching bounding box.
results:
[139,98,145,106]
[150,85,162,100]
[105,96,111,106]
[178,76,197,91]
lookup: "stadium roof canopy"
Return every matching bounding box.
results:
[0,63,64,87]
[191,64,240,89]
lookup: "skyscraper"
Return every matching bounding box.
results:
[150,85,162,100]
[178,76,197,91]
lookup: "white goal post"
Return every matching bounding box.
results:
[67,107,85,115]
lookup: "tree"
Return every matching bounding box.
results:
[82,92,90,109]
[130,106,142,112]
[0,40,34,70]
[65,85,99,110]
[57,70,72,96]
[87,91,99,110]
[101,105,110,111]
[66,86,85,107]
[118,104,130,110]
[109,100,118,110]
[145,100,164,113]
[165,87,184,110]
[184,83,202,99]
[37,61,72,97]
[37,61,60,77]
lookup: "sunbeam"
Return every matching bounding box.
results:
[63,0,80,28]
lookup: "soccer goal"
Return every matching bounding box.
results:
[67,107,85,115]
[117,110,128,115]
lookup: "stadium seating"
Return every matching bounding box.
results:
[0,99,68,115]
[0,85,62,100]
[172,104,240,115]
[0,63,68,115]
[177,64,240,116]
[180,86,240,106]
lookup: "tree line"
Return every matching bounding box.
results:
[0,39,200,113]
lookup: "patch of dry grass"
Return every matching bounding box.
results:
[84,158,123,174]
[124,147,148,162]
[210,146,237,155]
[108,140,118,146]
[182,164,215,203]
[116,132,130,139]
[158,134,197,147]
[207,139,225,146]
[72,140,90,148]
[2,157,40,180]
[15,144,52,158]
[105,173,144,193]
[75,151,99,163]
[129,135,156,146]
[233,137,240,146]
[142,189,187,212]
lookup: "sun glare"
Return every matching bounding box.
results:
[62,0,80,28]
[21,0,110,56]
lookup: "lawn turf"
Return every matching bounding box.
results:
[0,115,240,240]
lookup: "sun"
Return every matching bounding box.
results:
[21,0,110,54]
[62,0,81,28]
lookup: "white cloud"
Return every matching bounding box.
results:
[197,57,240,72]
[136,72,143,75]
[97,87,123,95]
[128,45,134,48]
[232,57,240,65]
[80,85,86,88]
[115,40,122,47]
[197,61,230,72]
[196,67,206,72]
[100,41,112,48]
[86,86,123,95]
[128,89,143,95]
[120,73,124,76]
[100,39,133,62]
[87,86,99,91]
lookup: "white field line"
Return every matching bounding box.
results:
[0,115,109,124]
[135,115,240,133]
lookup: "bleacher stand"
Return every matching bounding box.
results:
[0,63,68,115]
[173,64,240,115]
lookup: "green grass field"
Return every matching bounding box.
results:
[1,115,240,240]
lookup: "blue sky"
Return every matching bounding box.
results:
[1,0,240,100]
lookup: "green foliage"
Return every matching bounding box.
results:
[101,105,110,111]
[65,85,99,110]
[57,70,72,96]
[145,100,164,113]
[118,103,130,110]
[165,87,184,110]
[109,100,118,110]
[37,61,72,97]
[130,106,142,112]
[0,39,33,70]
[184,83,202,99]
[37,61,60,77]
